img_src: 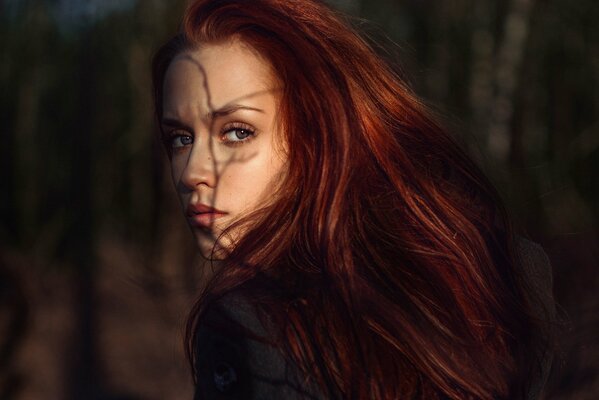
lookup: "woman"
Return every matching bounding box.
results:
[152,0,555,399]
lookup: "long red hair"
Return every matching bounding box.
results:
[153,0,549,398]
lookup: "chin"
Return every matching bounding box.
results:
[196,237,218,259]
[196,233,230,260]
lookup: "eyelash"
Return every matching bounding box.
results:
[164,131,192,152]
[220,122,257,146]
[163,122,257,153]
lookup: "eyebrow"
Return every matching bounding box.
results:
[161,105,264,130]
[207,104,265,119]
[160,118,193,132]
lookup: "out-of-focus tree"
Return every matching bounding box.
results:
[1,0,597,398]
[2,1,194,398]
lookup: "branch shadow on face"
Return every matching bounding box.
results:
[171,54,283,264]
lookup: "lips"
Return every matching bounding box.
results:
[186,203,227,229]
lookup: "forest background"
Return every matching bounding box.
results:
[1,0,597,399]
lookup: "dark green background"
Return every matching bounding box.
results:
[1,0,597,398]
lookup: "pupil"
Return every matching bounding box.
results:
[236,129,249,139]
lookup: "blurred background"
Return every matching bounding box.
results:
[0,0,597,399]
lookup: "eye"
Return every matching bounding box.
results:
[169,134,193,149]
[221,124,256,145]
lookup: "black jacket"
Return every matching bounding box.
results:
[193,239,555,400]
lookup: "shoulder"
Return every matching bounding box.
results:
[514,237,556,400]
[515,237,551,282]
[193,293,323,400]
[514,236,555,319]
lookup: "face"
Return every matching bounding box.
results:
[161,40,286,257]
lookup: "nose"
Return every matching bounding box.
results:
[179,140,217,190]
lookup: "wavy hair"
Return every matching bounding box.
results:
[152,0,550,398]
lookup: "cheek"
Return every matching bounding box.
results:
[170,158,188,206]
[220,158,280,208]
[220,170,265,205]
[170,157,185,184]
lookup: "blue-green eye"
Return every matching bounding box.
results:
[170,135,193,148]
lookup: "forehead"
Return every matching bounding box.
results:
[162,40,277,113]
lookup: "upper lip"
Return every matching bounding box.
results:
[186,203,226,216]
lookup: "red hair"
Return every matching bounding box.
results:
[153,0,550,398]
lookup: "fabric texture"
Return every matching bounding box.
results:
[516,239,556,400]
[193,296,323,400]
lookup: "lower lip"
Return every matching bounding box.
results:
[188,212,226,229]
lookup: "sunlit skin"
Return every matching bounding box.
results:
[161,40,286,257]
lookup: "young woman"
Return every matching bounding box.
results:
[152,0,555,399]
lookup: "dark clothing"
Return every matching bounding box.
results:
[193,239,555,400]
[516,239,556,399]
[193,296,322,400]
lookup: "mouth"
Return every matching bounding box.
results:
[186,203,228,229]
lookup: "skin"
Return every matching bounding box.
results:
[161,40,287,257]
